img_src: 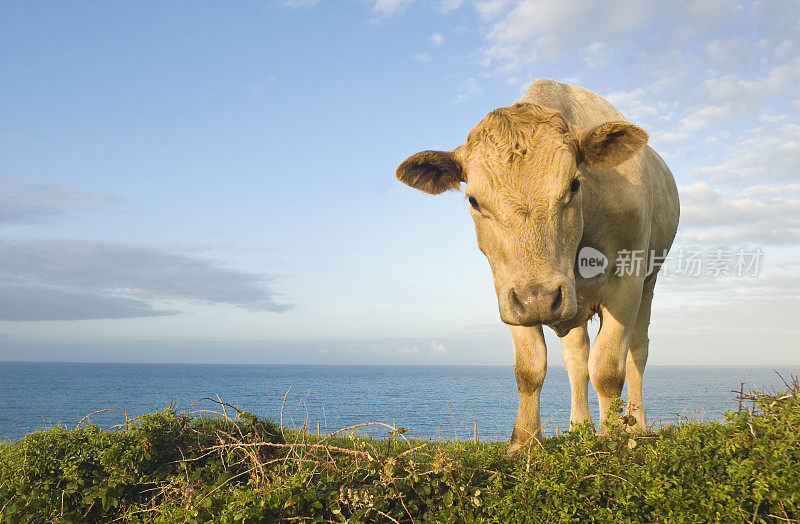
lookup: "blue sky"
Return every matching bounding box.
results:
[1,0,799,365]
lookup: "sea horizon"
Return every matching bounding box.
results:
[3,360,798,367]
[2,362,798,443]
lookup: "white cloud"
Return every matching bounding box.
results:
[738,183,800,199]
[652,131,689,144]
[399,341,447,355]
[429,33,445,46]
[481,0,659,70]
[456,77,482,102]
[651,270,800,365]
[690,123,800,183]
[678,104,736,132]
[370,0,415,17]
[414,52,432,62]
[439,0,463,13]
[677,181,800,245]
[0,238,291,320]
[0,283,180,321]
[430,340,448,353]
[475,0,514,20]
[581,42,610,69]
[756,112,786,124]
[702,57,800,102]
[605,88,663,122]
[705,36,749,70]
[281,0,319,7]
[0,175,120,225]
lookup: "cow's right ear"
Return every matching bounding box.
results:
[578,121,648,170]
[396,150,463,194]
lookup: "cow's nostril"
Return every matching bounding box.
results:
[551,286,563,313]
[509,289,526,316]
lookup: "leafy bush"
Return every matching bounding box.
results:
[0,407,282,523]
[1,379,798,522]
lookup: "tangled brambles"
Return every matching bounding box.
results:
[1,374,799,522]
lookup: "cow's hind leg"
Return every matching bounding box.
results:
[508,325,547,456]
[560,324,592,427]
[625,275,656,431]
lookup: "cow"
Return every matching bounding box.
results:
[395,79,679,455]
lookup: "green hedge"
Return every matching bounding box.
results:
[1,387,798,523]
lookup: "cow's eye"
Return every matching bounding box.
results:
[468,196,480,212]
[570,178,581,194]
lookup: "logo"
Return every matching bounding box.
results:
[577,246,608,278]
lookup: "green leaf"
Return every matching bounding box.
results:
[443,490,454,507]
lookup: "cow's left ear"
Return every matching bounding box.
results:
[578,121,648,169]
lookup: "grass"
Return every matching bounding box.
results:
[1,375,799,523]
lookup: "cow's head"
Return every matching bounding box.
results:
[396,102,647,327]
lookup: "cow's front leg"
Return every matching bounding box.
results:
[508,324,547,456]
[589,281,643,433]
[560,324,592,427]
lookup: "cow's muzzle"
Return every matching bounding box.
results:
[498,279,574,326]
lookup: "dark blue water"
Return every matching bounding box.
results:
[0,363,796,442]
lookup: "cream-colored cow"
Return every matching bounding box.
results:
[396,79,679,454]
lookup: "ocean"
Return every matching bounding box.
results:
[1,363,796,442]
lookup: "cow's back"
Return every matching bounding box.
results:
[516,79,625,128]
